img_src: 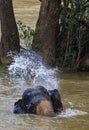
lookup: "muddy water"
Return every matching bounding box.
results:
[0,70,89,130]
[0,0,89,130]
[13,0,40,27]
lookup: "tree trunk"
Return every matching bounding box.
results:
[33,0,61,66]
[0,0,20,64]
[0,1,1,48]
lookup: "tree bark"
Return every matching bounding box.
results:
[33,0,61,66]
[0,0,20,64]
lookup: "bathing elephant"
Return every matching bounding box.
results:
[13,86,63,117]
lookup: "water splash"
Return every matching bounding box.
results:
[56,101,87,118]
[8,50,60,90]
[57,108,87,118]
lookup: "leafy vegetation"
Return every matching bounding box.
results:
[17,0,89,71]
[17,20,40,50]
[57,0,89,70]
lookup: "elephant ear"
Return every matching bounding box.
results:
[49,89,63,113]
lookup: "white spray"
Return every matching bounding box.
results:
[8,50,60,90]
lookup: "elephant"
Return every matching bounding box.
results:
[13,86,63,117]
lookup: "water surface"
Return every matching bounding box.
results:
[0,70,89,130]
[0,1,89,130]
[13,0,40,27]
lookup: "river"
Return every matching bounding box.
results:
[0,0,89,130]
[13,0,40,27]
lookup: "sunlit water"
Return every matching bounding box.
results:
[0,0,89,130]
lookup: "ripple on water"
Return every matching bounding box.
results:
[57,108,87,118]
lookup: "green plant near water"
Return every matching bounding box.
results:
[17,20,40,50]
[57,0,89,70]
